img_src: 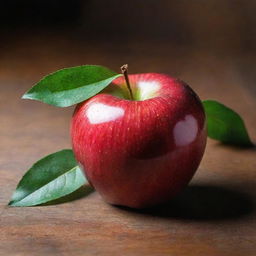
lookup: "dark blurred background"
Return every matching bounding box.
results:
[1,0,255,94]
[1,0,256,46]
[1,0,256,96]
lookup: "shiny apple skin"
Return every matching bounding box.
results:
[71,73,207,208]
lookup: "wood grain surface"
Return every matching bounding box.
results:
[0,32,255,256]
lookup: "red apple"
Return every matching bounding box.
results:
[71,71,207,208]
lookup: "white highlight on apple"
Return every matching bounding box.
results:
[86,103,124,124]
[138,81,160,100]
[174,115,198,146]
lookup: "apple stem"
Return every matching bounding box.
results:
[121,64,134,100]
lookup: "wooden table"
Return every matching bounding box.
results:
[0,32,255,255]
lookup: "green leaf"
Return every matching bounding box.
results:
[9,149,87,207]
[22,65,122,107]
[203,100,253,147]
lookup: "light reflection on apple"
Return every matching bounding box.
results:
[137,81,160,100]
[86,102,125,124]
[174,115,198,147]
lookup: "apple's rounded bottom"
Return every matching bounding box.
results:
[107,200,168,210]
[106,197,174,210]
[102,185,188,209]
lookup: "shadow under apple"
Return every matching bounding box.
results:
[212,140,255,151]
[118,184,254,221]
